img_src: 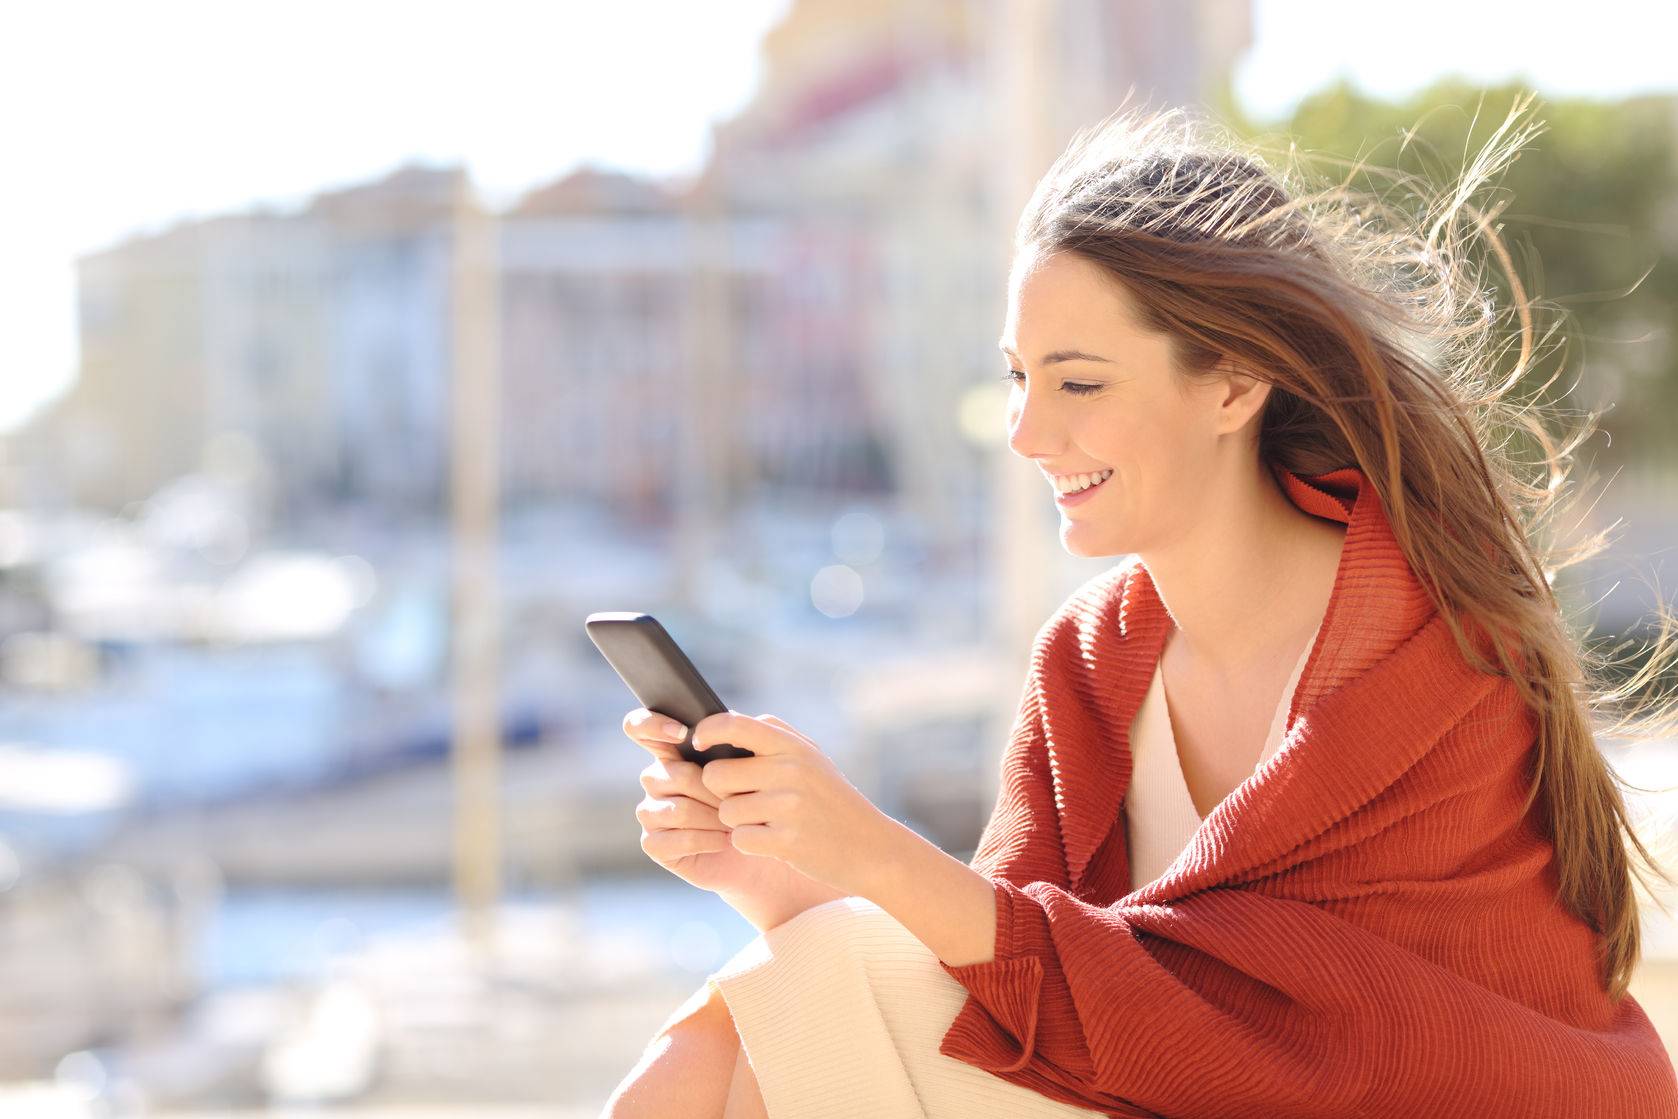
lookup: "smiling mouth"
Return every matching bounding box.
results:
[1054,469,1113,498]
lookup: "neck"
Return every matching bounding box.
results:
[1141,462,1345,678]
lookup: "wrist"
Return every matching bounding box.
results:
[792,873,850,911]
[854,812,916,905]
[722,873,848,934]
[723,894,800,934]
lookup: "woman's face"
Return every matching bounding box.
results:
[1000,246,1260,558]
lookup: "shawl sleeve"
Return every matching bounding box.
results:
[934,678,1678,1118]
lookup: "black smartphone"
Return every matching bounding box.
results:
[584,611,754,765]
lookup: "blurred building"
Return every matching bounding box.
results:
[28,212,267,514]
[494,0,1253,604]
[311,166,458,519]
[18,0,1249,539]
[17,164,461,524]
[496,162,894,538]
[692,0,1253,636]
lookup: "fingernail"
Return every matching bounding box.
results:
[664,720,686,738]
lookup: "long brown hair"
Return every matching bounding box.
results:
[1015,92,1678,1001]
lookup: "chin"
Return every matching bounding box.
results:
[1059,525,1128,559]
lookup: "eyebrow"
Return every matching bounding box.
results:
[997,341,1114,365]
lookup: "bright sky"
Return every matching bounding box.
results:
[3,0,1674,434]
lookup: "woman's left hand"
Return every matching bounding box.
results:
[694,711,895,899]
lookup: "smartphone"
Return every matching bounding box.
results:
[584,611,754,765]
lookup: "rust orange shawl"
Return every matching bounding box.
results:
[937,465,1678,1117]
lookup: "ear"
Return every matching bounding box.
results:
[1212,357,1272,437]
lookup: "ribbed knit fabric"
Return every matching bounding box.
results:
[706,464,1678,1118]
[931,465,1678,1116]
[1126,615,1319,888]
[709,895,1111,1117]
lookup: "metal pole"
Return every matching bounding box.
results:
[449,168,502,959]
[994,3,1063,661]
[675,166,734,608]
[973,0,1065,810]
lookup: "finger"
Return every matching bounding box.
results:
[640,759,722,808]
[637,794,727,832]
[625,721,690,760]
[700,752,786,798]
[715,789,773,829]
[692,711,787,760]
[626,708,690,743]
[667,758,722,807]
[639,756,682,792]
[625,706,682,735]
[642,826,731,862]
[756,714,816,750]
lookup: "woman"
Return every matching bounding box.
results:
[604,99,1678,1117]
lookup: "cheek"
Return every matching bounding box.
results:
[1087,407,1172,475]
[1094,411,1201,511]
[1123,389,1212,465]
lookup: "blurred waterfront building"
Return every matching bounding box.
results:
[687,0,1252,641]
[17,165,460,525]
[17,0,1249,546]
[310,167,458,519]
[495,0,1254,626]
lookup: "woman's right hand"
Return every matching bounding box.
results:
[624,707,835,930]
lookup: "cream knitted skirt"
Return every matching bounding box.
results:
[704,895,1109,1118]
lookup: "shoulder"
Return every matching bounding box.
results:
[1031,554,1144,656]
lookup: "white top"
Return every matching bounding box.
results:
[1124,620,1320,887]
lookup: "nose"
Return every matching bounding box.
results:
[1004,385,1062,463]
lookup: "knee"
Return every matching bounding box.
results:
[604,1014,739,1119]
[654,975,733,1038]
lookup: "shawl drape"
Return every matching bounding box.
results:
[936,465,1678,1117]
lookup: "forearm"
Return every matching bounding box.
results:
[860,814,997,967]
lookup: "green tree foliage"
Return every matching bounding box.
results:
[1214,78,1677,469]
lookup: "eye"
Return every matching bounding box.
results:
[1001,370,1103,396]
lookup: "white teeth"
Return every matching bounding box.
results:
[1056,468,1113,494]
